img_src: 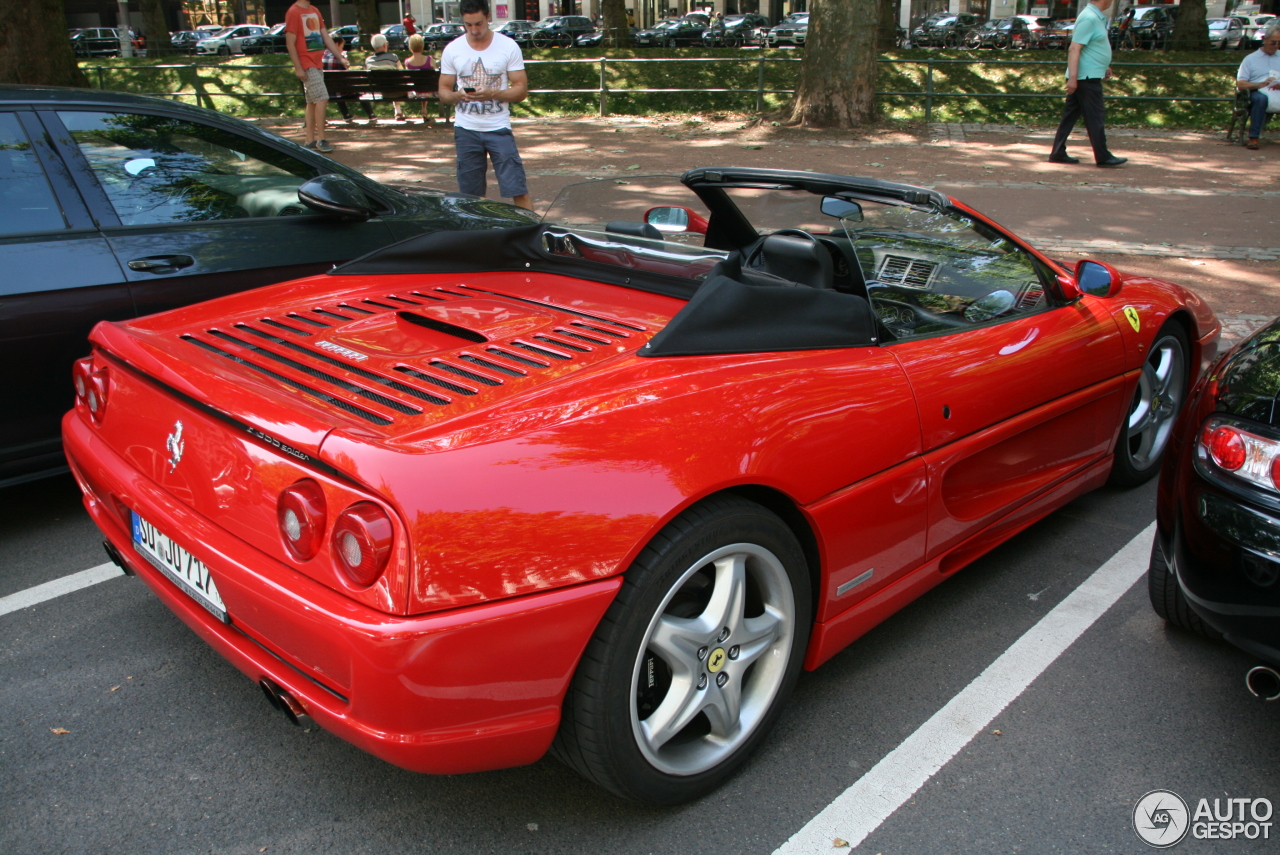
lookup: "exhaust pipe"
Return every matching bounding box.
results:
[258,677,315,728]
[102,540,134,576]
[1246,666,1280,701]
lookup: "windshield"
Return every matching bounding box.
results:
[534,17,562,29]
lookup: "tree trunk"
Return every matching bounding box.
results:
[1169,0,1210,50]
[355,0,381,44]
[877,0,897,51]
[787,0,878,127]
[0,0,88,87]
[140,0,173,57]
[603,0,632,47]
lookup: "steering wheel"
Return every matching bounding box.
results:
[871,297,970,333]
[743,228,819,269]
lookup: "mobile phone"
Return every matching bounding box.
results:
[463,86,476,93]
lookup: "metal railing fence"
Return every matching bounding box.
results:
[83,55,1243,122]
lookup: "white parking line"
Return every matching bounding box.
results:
[774,521,1156,854]
[0,562,124,617]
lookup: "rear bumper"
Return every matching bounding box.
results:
[64,410,620,774]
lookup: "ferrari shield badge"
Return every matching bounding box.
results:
[166,421,185,472]
[1123,306,1141,333]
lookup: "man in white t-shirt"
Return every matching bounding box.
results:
[1237,24,1280,149]
[438,0,531,209]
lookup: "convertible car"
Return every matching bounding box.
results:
[66,169,1219,804]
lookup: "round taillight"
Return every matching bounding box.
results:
[331,502,393,587]
[72,358,92,401]
[85,368,109,424]
[1206,425,1246,471]
[277,479,327,560]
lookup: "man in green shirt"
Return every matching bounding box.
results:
[1049,0,1127,167]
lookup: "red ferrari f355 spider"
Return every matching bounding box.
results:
[65,169,1219,803]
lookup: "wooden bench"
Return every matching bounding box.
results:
[323,68,441,104]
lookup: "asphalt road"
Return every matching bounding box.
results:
[4,471,1277,854]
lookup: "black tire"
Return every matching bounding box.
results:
[552,495,812,804]
[1148,539,1222,638]
[1110,322,1189,488]
[218,44,230,56]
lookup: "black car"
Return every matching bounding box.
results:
[576,26,637,48]
[168,30,203,55]
[912,13,980,48]
[701,13,769,47]
[966,16,1034,49]
[421,22,465,49]
[497,19,537,46]
[0,86,539,488]
[1123,5,1177,49]
[240,23,287,55]
[530,15,596,48]
[634,15,708,47]
[351,23,410,51]
[1151,317,1280,694]
[70,28,124,58]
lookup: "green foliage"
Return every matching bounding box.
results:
[80,49,1244,127]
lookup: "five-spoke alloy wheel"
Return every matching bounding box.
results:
[1111,323,1188,486]
[553,495,811,804]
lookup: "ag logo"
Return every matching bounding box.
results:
[707,647,727,673]
[1123,306,1141,332]
[1133,789,1190,848]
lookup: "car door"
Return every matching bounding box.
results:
[38,107,396,320]
[854,209,1127,560]
[0,109,132,482]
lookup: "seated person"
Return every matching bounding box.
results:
[1237,25,1280,149]
[324,36,374,125]
[365,33,406,122]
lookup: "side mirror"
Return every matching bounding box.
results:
[821,196,863,221]
[644,205,709,235]
[1074,259,1122,298]
[298,174,377,222]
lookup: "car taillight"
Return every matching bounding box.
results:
[277,479,327,561]
[73,357,109,424]
[1197,417,1280,492]
[331,502,393,586]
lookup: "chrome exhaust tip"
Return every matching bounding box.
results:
[1246,666,1280,701]
[258,677,315,727]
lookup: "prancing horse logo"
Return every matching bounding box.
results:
[166,421,184,472]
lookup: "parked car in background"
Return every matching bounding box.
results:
[576,26,637,48]
[967,16,1035,49]
[1012,15,1054,47]
[196,24,269,56]
[351,23,410,51]
[766,11,809,47]
[1207,17,1247,50]
[168,30,203,54]
[421,22,465,49]
[912,13,978,47]
[329,24,360,43]
[702,12,770,47]
[240,23,286,55]
[0,85,538,488]
[1125,5,1177,49]
[530,15,596,47]
[70,28,124,57]
[1150,317,1280,691]
[1238,13,1276,47]
[1040,18,1076,49]
[497,19,537,46]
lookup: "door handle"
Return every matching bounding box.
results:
[128,255,195,273]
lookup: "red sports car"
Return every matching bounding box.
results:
[65,169,1219,804]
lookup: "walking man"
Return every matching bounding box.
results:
[438,0,532,210]
[1049,0,1126,167]
[1237,25,1280,150]
[285,0,347,152]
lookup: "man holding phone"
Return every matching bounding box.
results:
[439,0,531,209]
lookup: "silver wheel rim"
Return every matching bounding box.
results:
[1125,333,1186,471]
[629,542,795,776]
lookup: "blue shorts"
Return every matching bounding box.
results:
[455,126,527,199]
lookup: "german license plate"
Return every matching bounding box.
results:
[132,511,228,622]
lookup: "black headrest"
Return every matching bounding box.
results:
[759,234,834,290]
[606,220,663,240]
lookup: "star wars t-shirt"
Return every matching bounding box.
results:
[441,32,524,132]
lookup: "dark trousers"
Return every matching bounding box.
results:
[1051,78,1112,164]
[335,99,374,120]
[1249,89,1270,139]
